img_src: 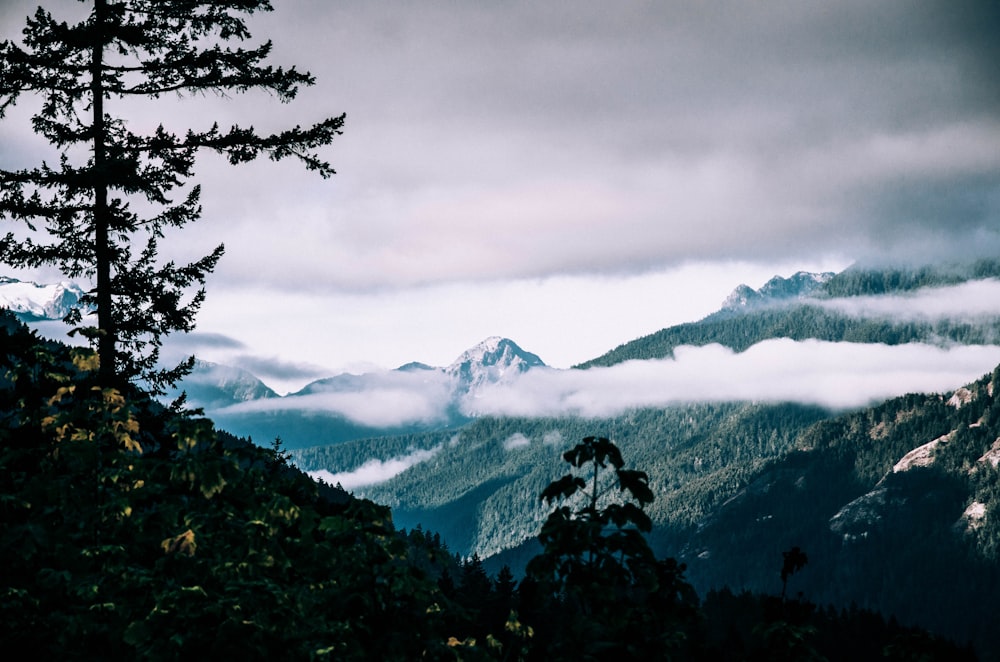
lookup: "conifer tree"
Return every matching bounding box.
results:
[0,0,344,390]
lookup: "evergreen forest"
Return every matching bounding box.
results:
[0,311,989,659]
[1,1,998,659]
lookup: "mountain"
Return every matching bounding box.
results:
[0,275,87,321]
[720,270,834,312]
[577,262,1000,368]
[164,359,279,410]
[664,368,1000,658]
[178,336,547,448]
[1,306,973,662]
[0,309,465,660]
[9,265,999,655]
[282,263,1000,659]
[295,366,1000,659]
[445,336,545,393]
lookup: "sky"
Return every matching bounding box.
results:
[2,1,1000,395]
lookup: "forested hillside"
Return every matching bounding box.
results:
[4,310,978,660]
[291,402,831,560]
[0,312,456,659]
[579,260,1000,368]
[291,362,1000,659]
[819,259,1000,297]
[673,365,1000,658]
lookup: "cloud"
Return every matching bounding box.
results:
[503,433,531,451]
[167,332,246,352]
[5,1,999,394]
[816,279,1000,322]
[214,338,1000,427]
[216,368,455,428]
[308,446,441,490]
[5,1,996,292]
[229,355,330,382]
[543,430,565,446]
[464,340,1000,417]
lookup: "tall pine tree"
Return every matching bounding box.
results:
[0,1,344,390]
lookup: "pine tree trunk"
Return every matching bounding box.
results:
[91,0,115,383]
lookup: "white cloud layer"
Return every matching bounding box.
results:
[213,339,1000,427]
[503,433,532,451]
[216,368,455,428]
[309,446,441,491]
[816,279,1000,321]
[467,341,1000,417]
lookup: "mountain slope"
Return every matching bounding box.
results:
[292,402,832,558]
[0,310,458,659]
[668,365,1000,658]
[302,365,1000,658]
[578,263,1000,368]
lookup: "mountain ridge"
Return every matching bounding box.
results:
[577,263,1000,369]
[720,270,835,312]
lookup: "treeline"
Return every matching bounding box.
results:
[396,437,977,662]
[436,557,978,661]
[819,258,1000,298]
[577,304,1000,368]
[0,312,453,659]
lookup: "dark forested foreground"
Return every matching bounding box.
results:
[0,312,988,660]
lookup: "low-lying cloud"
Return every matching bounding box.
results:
[468,340,1000,417]
[815,279,1000,322]
[215,338,1000,427]
[215,368,455,428]
[309,446,440,490]
[503,433,532,451]
[229,354,331,383]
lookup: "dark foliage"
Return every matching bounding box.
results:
[0,0,343,390]
[0,312,456,659]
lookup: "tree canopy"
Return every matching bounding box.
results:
[0,0,344,390]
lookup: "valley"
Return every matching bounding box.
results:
[8,260,1000,657]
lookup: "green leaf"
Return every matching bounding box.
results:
[539,474,586,503]
[617,469,654,505]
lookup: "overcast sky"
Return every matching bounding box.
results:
[2,1,999,393]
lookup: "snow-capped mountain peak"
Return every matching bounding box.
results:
[446,336,545,390]
[0,276,87,321]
